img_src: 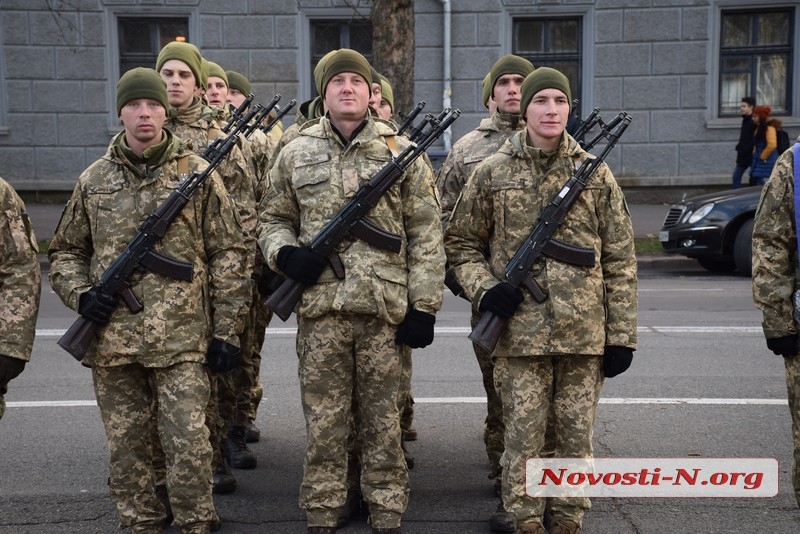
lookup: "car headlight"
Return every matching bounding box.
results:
[686,202,714,224]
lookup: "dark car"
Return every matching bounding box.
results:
[659,186,763,276]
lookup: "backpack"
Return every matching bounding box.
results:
[778,128,791,154]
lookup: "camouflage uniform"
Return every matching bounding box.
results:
[444,129,637,527]
[0,177,41,420]
[436,111,524,483]
[48,129,251,533]
[270,96,324,165]
[259,115,445,529]
[752,145,800,507]
[166,96,259,472]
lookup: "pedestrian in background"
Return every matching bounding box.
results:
[731,96,755,189]
[48,67,251,533]
[0,176,41,421]
[750,105,780,186]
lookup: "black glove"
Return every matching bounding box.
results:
[276,245,328,285]
[78,287,117,325]
[603,345,634,378]
[395,309,436,348]
[766,335,798,358]
[478,283,524,319]
[206,338,242,372]
[0,354,26,391]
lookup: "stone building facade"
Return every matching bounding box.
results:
[0,0,798,191]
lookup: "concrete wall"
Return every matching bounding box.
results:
[0,0,798,191]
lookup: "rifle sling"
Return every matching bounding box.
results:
[542,239,595,267]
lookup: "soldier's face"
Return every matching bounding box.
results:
[492,74,526,115]
[524,88,569,150]
[376,98,393,121]
[324,72,370,122]
[159,59,197,109]
[369,82,382,109]
[120,98,167,148]
[206,76,228,108]
[227,88,247,109]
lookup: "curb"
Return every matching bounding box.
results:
[636,254,697,271]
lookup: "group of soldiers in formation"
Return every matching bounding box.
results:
[1,36,799,534]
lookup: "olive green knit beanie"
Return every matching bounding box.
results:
[116,67,169,115]
[206,61,228,87]
[314,50,339,95]
[520,67,572,114]
[379,75,394,111]
[488,54,534,99]
[156,41,204,89]
[225,70,251,95]
[321,48,372,95]
[481,72,492,108]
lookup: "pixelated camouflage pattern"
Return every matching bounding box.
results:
[48,128,251,367]
[92,362,216,531]
[784,355,800,507]
[166,97,258,270]
[297,314,407,529]
[0,177,41,363]
[444,129,638,356]
[259,115,445,324]
[752,148,800,338]
[436,112,525,223]
[270,96,325,167]
[751,144,800,507]
[495,355,603,525]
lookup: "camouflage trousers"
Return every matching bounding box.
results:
[92,361,216,533]
[494,354,603,527]
[297,313,408,529]
[472,310,505,481]
[784,355,800,507]
[347,344,413,491]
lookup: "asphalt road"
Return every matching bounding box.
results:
[2,266,799,533]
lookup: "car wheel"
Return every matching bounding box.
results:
[733,218,753,277]
[697,257,736,272]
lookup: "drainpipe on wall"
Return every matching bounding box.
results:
[440,0,452,151]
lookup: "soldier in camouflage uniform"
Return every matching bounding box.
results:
[48,67,251,534]
[258,49,444,534]
[225,69,277,444]
[436,56,534,523]
[444,68,637,534]
[752,137,800,508]
[156,42,259,491]
[0,177,41,421]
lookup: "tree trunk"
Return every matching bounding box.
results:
[371,0,415,118]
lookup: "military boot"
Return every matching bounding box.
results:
[212,458,237,494]
[307,527,337,533]
[401,441,414,470]
[489,502,515,533]
[225,426,257,469]
[516,522,544,534]
[548,518,581,534]
[245,418,261,443]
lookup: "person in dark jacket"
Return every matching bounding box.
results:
[731,96,755,189]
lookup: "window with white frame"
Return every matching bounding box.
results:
[719,7,794,116]
[118,17,190,75]
[310,19,373,97]
[512,17,582,108]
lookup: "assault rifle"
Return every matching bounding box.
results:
[221,93,255,134]
[260,99,297,136]
[266,108,461,321]
[57,106,268,362]
[396,101,426,137]
[468,112,632,353]
[408,109,452,144]
[242,94,282,139]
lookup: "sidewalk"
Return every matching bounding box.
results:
[25,201,694,271]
